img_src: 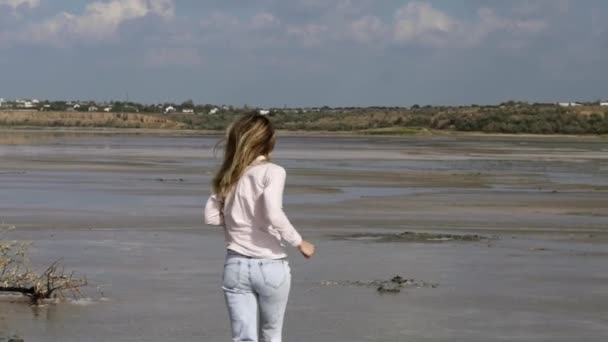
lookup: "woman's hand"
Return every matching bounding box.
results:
[298,240,315,259]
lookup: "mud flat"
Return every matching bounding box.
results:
[0,131,607,341]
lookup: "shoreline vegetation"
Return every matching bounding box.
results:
[1,102,608,136]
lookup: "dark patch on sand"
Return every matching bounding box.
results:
[0,171,26,176]
[154,178,185,183]
[0,335,24,342]
[321,275,438,293]
[332,231,492,243]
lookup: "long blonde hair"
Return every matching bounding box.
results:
[212,112,276,200]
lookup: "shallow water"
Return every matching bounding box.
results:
[1,131,607,341]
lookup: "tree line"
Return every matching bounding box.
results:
[172,104,608,135]
[1,102,607,134]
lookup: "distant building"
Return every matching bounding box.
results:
[600,102,608,107]
[164,106,176,114]
[182,108,194,114]
[259,109,270,115]
[88,106,98,112]
[73,104,81,109]
[104,107,112,112]
[558,102,582,107]
[209,107,219,114]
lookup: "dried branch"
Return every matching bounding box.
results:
[1,224,87,304]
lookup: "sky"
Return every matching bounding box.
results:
[0,0,607,107]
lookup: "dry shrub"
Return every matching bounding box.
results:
[0,224,86,304]
[0,111,185,129]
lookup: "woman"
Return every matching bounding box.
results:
[204,112,315,342]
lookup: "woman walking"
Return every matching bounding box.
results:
[204,112,315,342]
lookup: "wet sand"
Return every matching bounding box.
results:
[1,131,607,341]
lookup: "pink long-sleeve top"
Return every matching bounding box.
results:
[204,155,303,259]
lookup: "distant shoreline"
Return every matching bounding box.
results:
[1,109,607,138]
[1,126,605,140]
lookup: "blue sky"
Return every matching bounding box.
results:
[0,0,607,107]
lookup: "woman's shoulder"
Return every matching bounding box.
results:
[265,161,285,171]
[249,160,284,171]
[250,162,286,184]
[246,160,284,175]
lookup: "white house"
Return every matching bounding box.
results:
[164,106,176,114]
[24,101,34,109]
[558,102,582,107]
[259,109,270,115]
[104,107,112,112]
[600,102,608,107]
[0,98,4,107]
[182,108,194,114]
[209,107,219,114]
[73,104,81,109]
[88,106,98,112]
[31,99,40,104]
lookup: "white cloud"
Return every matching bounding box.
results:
[196,11,286,50]
[192,2,549,50]
[392,1,459,47]
[512,0,571,16]
[251,12,280,30]
[0,0,39,10]
[286,23,328,47]
[477,8,546,34]
[1,1,551,52]
[200,12,240,32]
[18,0,175,44]
[200,12,281,32]
[465,7,547,48]
[349,15,386,44]
[148,0,174,18]
[389,1,548,48]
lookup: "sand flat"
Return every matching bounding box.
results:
[1,131,607,341]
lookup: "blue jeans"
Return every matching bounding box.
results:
[222,250,291,342]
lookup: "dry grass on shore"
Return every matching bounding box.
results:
[0,111,184,129]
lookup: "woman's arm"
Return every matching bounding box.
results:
[262,165,303,247]
[204,194,224,226]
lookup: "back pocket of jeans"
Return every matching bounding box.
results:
[260,261,287,289]
[223,261,241,289]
